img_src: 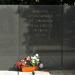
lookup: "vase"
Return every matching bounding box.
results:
[22,66,39,72]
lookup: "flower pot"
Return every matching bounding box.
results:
[22,66,39,72]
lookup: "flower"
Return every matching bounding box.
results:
[35,54,40,58]
[21,59,24,62]
[31,59,35,63]
[35,54,39,57]
[24,61,27,64]
[39,63,43,68]
[16,53,44,70]
[36,59,39,62]
[26,56,31,61]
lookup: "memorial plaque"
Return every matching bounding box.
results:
[21,5,63,46]
[19,5,62,69]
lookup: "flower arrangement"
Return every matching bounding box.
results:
[16,54,43,71]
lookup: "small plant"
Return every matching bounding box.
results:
[16,54,43,70]
[27,54,43,68]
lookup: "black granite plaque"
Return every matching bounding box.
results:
[22,5,63,45]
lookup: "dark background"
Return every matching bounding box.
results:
[18,5,75,70]
[0,5,75,70]
[0,0,75,5]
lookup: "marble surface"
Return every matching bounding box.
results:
[0,71,50,75]
[0,70,75,75]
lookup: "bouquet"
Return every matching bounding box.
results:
[16,54,43,71]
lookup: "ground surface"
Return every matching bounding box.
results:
[50,70,75,75]
[0,70,75,75]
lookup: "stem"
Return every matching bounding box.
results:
[32,72,35,75]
